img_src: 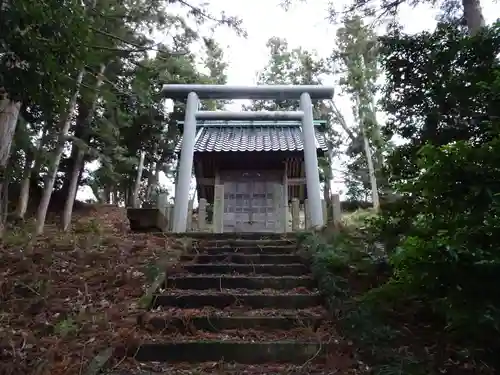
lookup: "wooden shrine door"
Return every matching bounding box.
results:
[221,171,283,233]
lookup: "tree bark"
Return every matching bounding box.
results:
[362,130,380,211]
[61,63,106,230]
[62,148,84,230]
[462,0,485,35]
[31,125,50,179]
[59,98,89,196]
[327,100,357,142]
[322,148,333,220]
[145,144,159,201]
[90,184,103,203]
[112,190,119,205]
[146,160,162,202]
[358,52,380,211]
[34,69,85,235]
[0,95,21,237]
[131,151,146,208]
[15,150,34,219]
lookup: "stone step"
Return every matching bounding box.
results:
[165,275,315,290]
[170,232,292,240]
[181,264,308,276]
[107,363,329,375]
[108,368,328,375]
[133,326,332,345]
[200,245,297,255]
[140,314,323,332]
[151,293,322,309]
[199,239,296,248]
[180,254,302,264]
[127,341,330,364]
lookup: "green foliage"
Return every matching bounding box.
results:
[143,262,161,283]
[373,133,500,344]
[304,19,500,362]
[331,15,386,201]
[302,227,426,375]
[54,317,79,337]
[74,218,103,234]
[247,36,339,190]
[380,22,500,180]
[2,222,34,246]
[2,0,239,217]
[365,21,500,364]
[246,36,329,114]
[1,0,92,104]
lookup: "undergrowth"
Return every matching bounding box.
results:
[296,229,422,375]
[295,211,495,375]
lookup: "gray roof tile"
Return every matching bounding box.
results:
[175,123,328,153]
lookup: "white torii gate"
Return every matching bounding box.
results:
[161,84,335,233]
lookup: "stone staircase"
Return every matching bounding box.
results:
[109,234,334,374]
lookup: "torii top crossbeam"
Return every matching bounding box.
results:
[161,84,335,100]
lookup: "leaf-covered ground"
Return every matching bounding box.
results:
[0,205,183,375]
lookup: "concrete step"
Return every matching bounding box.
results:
[170,232,293,240]
[151,293,322,309]
[108,367,328,375]
[180,254,302,264]
[165,275,315,290]
[181,264,308,276]
[140,314,323,332]
[199,239,296,248]
[200,245,297,255]
[126,341,330,364]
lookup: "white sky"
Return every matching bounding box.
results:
[77,0,499,202]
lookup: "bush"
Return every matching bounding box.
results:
[299,225,428,375]
[373,135,500,354]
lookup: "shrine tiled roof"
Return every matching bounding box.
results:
[174,120,328,153]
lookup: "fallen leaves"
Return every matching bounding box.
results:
[0,204,181,375]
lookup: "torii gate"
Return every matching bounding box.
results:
[162,84,335,233]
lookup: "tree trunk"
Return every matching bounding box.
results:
[59,98,89,196]
[327,100,356,142]
[90,184,103,203]
[62,148,84,231]
[61,63,106,230]
[31,125,50,179]
[112,190,119,205]
[0,96,21,237]
[34,69,85,235]
[462,0,485,34]
[146,161,162,201]
[122,187,127,206]
[145,144,159,201]
[131,151,146,208]
[362,132,380,211]
[322,148,333,220]
[15,150,34,219]
[357,53,380,211]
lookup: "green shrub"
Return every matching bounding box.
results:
[301,228,426,375]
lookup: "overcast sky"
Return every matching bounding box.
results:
[208,0,498,87]
[77,0,499,201]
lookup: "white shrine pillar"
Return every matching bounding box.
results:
[173,91,198,232]
[300,92,324,228]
